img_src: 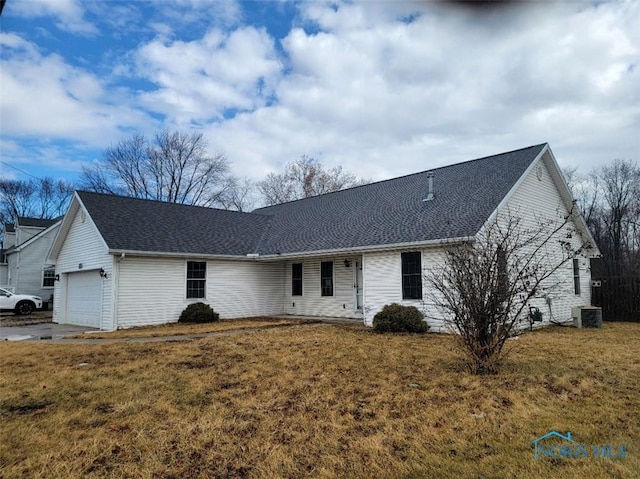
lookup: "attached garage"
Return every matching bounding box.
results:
[65,270,103,328]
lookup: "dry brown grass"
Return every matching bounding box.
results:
[1,322,639,478]
[71,317,318,339]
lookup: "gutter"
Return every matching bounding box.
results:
[257,236,476,260]
[107,249,261,261]
[108,236,475,262]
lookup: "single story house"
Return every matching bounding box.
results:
[2,217,61,300]
[48,143,598,330]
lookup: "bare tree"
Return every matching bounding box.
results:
[597,159,639,276]
[218,177,256,212]
[258,155,369,206]
[0,178,74,226]
[563,167,600,226]
[565,159,639,276]
[80,130,236,208]
[425,208,590,374]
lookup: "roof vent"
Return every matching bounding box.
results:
[423,172,435,202]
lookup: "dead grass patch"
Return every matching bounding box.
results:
[70,316,318,339]
[1,322,638,478]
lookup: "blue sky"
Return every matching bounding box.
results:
[0,0,638,187]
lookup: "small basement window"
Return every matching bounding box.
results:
[187,261,206,299]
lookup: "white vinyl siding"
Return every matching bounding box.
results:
[283,257,361,319]
[363,249,446,330]
[208,261,284,319]
[15,225,45,245]
[5,224,60,300]
[115,258,284,329]
[364,157,593,330]
[53,208,113,330]
[502,154,592,324]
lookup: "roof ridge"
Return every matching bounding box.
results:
[254,143,547,210]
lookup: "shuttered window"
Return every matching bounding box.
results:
[573,258,581,295]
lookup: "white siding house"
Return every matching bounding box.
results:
[500,150,593,324]
[281,257,363,319]
[49,144,599,330]
[3,218,61,300]
[52,204,114,330]
[114,257,284,329]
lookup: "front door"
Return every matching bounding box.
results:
[355,260,363,311]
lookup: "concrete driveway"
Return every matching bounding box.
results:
[0,323,98,341]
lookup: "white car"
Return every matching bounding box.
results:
[0,288,43,315]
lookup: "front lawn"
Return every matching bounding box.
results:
[1,322,638,478]
[70,316,319,339]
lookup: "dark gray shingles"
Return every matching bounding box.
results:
[77,144,545,257]
[17,217,60,228]
[254,144,546,254]
[77,192,272,256]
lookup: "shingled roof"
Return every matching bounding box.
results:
[254,143,546,254]
[17,217,60,228]
[74,144,546,257]
[77,192,271,256]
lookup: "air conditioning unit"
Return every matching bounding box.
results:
[572,306,603,328]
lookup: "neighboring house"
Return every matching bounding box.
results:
[3,217,61,300]
[0,222,12,286]
[48,144,599,330]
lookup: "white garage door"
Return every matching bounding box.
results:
[66,270,102,328]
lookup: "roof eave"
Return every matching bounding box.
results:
[108,249,264,261]
[109,236,477,261]
[478,144,601,258]
[254,236,477,260]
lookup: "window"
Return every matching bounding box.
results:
[42,268,55,288]
[402,252,422,300]
[320,261,333,296]
[187,261,206,298]
[573,258,581,295]
[292,263,303,296]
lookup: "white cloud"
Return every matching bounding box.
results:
[0,33,150,147]
[2,0,638,186]
[135,27,282,124]
[204,0,639,181]
[155,0,242,34]
[9,0,97,35]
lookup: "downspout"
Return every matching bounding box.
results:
[282,261,287,315]
[15,251,19,291]
[112,252,125,331]
[362,254,367,326]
